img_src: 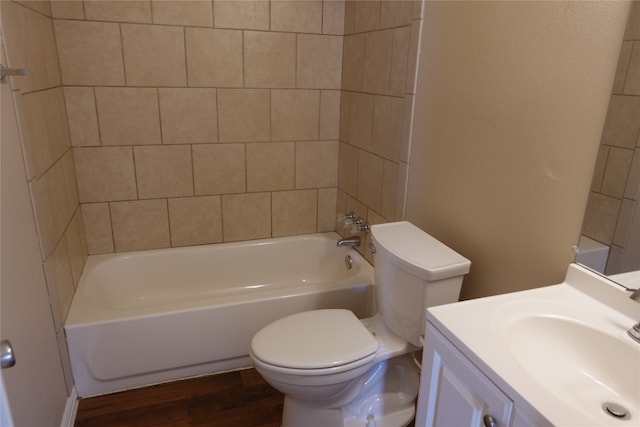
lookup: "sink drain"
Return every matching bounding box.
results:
[603,402,631,420]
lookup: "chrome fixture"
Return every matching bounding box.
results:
[337,235,361,248]
[628,289,640,344]
[1,340,16,369]
[0,65,26,80]
[336,211,370,234]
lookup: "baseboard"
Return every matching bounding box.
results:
[60,387,78,427]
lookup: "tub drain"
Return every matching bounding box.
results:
[603,402,630,420]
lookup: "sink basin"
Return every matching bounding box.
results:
[507,315,639,417]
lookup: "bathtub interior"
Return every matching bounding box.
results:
[65,233,376,397]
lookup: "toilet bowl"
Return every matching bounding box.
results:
[250,221,471,427]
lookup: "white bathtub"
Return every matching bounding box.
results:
[65,232,375,397]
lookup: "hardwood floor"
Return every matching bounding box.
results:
[74,369,283,427]
[74,368,417,427]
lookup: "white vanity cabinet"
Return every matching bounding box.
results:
[415,323,514,427]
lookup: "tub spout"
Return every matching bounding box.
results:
[337,236,361,247]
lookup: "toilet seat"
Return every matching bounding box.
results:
[251,309,378,374]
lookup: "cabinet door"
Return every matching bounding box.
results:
[415,324,513,427]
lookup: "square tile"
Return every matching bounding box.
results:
[54,20,125,86]
[338,142,359,197]
[111,199,170,252]
[169,196,223,246]
[272,190,317,237]
[95,87,161,145]
[65,210,88,287]
[271,90,320,141]
[151,0,213,27]
[342,34,365,91]
[134,145,194,199]
[74,146,137,202]
[354,0,380,33]
[357,150,383,211]
[318,188,338,232]
[601,95,640,149]
[218,89,270,142]
[84,0,152,23]
[51,0,85,19]
[244,31,296,88]
[64,87,100,147]
[193,144,246,195]
[81,203,114,255]
[271,1,322,33]
[297,34,343,89]
[323,0,345,35]
[372,95,403,161]
[159,88,218,144]
[624,42,640,95]
[214,1,269,30]
[44,237,74,330]
[222,193,271,241]
[295,141,339,189]
[122,24,186,87]
[186,28,243,87]
[389,27,411,96]
[381,160,398,220]
[246,142,295,191]
[348,92,374,150]
[320,90,341,140]
[363,29,394,94]
[379,1,412,28]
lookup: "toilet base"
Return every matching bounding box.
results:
[281,355,419,427]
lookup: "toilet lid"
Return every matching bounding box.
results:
[251,309,378,370]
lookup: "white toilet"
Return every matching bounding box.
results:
[250,221,471,427]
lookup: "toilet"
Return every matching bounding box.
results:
[250,221,471,427]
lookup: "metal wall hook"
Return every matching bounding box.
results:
[0,65,26,80]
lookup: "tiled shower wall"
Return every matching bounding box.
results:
[337,0,422,261]
[54,0,346,253]
[582,2,640,273]
[2,0,87,391]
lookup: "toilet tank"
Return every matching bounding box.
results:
[370,222,471,346]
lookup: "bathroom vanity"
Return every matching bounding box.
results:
[415,264,639,427]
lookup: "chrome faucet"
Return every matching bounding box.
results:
[628,289,640,344]
[336,235,361,247]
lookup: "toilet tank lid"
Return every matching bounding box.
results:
[371,221,471,281]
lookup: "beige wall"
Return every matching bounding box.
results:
[1,0,87,392]
[406,1,630,299]
[337,0,421,262]
[55,0,345,254]
[582,2,640,274]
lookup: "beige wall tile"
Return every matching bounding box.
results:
[613,198,635,247]
[54,20,125,86]
[363,29,393,94]
[51,0,84,19]
[342,34,365,91]
[168,196,222,246]
[318,188,338,232]
[412,0,423,20]
[61,150,80,217]
[400,94,414,162]
[244,31,296,88]
[159,88,218,144]
[389,27,411,97]
[44,88,72,163]
[214,1,269,30]
[395,161,408,220]
[381,160,398,220]
[111,199,170,252]
[623,42,640,95]
[613,41,632,94]
[601,95,640,149]
[2,1,61,92]
[626,1,640,41]
[320,90,341,140]
[222,192,271,241]
[296,141,339,189]
[193,143,246,195]
[44,237,74,330]
[590,145,608,192]
[379,1,412,28]
[186,28,243,87]
[17,91,55,180]
[372,95,403,161]
[406,20,421,95]
[272,190,318,236]
[65,87,100,147]
[151,0,213,27]
[271,89,320,141]
[246,142,295,191]
[348,92,374,150]
[81,203,114,254]
[339,91,351,141]
[625,148,640,199]
[95,87,161,145]
[84,0,151,23]
[65,210,88,288]
[134,145,194,199]
[354,0,380,33]
[582,192,620,244]
[601,147,634,198]
[323,0,345,35]
[122,24,186,87]
[271,1,322,33]
[343,0,356,35]
[74,146,137,202]
[297,34,343,89]
[15,0,52,16]
[218,89,270,142]
[357,150,383,211]
[338,142,359,197]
